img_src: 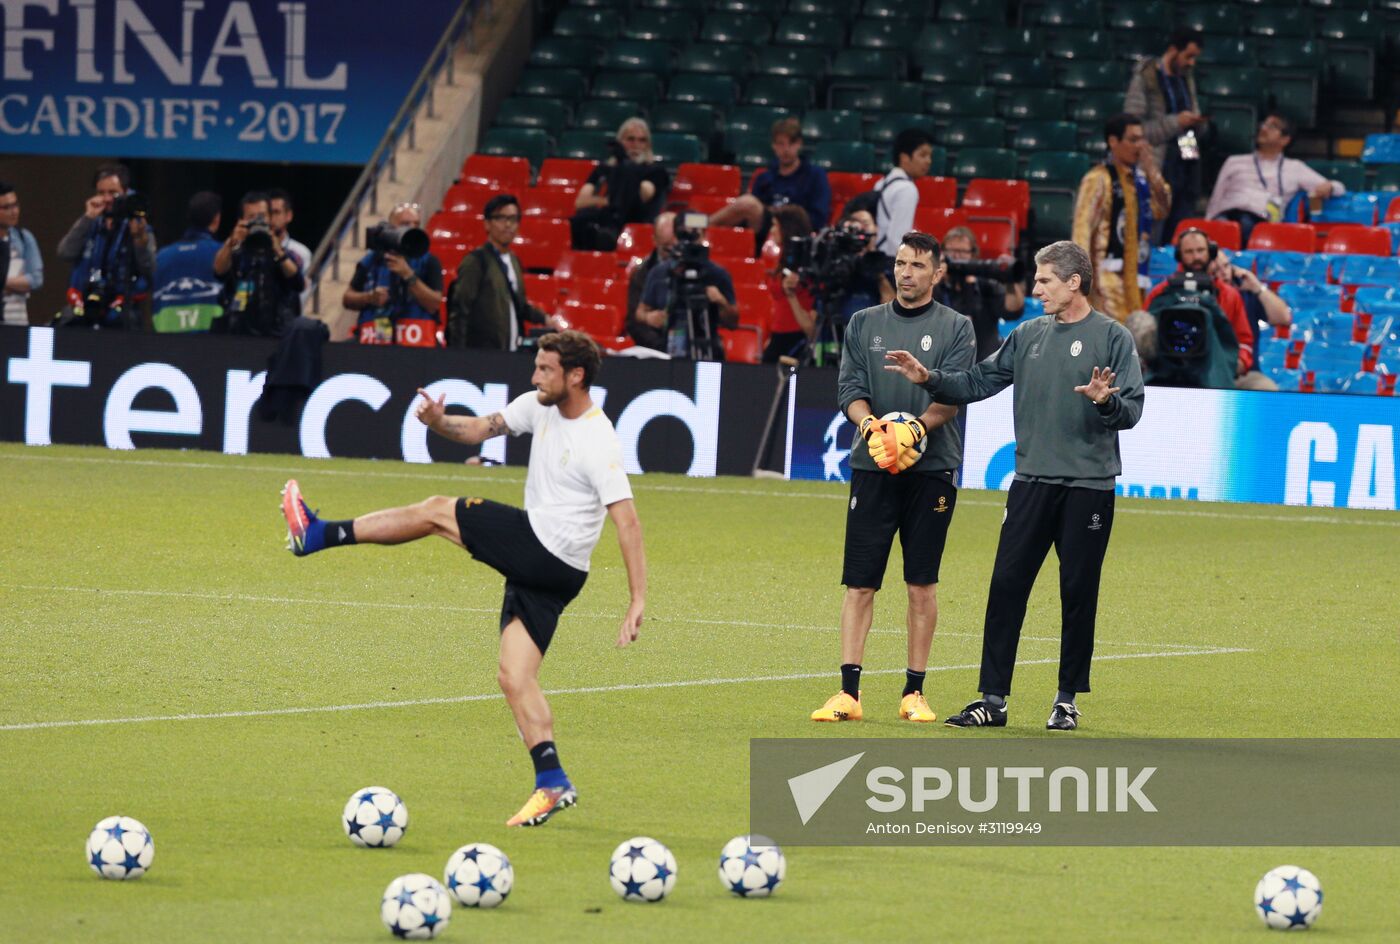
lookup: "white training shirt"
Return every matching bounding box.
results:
[501,391,633,572]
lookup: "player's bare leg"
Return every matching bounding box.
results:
[811,587,875,721]
[899,582,938,722]
[500,619,576,826]
[282,480,461,554]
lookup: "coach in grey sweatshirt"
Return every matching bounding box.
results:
[884,240,1144,733]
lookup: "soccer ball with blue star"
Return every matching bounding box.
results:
[609,836,677,903]
[343,786,408,848]
[380,873,451,939]
[1255,865,1323,930]
[718,834,786,897]
[444,842,513,908]
[86,815,154,880]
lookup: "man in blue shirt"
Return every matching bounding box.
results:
[711,118,832,247]
[153,191,223,333]
[636,235,739,358]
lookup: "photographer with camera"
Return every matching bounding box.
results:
[763,205,818,363]
[56,163,157,329]
[636,212,738,360]
[625,212,676,351]
[344,202,444,347]
[833,208,895,319]
[570,118,671,251]
[936,227,1027,360]
[1139,228,1253,389]
[213,190,304,337]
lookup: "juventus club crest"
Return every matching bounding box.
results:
[920,335,932,351]
[1071,340,1083,357]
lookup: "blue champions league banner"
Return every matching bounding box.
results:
[0,0,458,163]
[786,375,1400,512]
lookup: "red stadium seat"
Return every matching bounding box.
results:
[1172,217,1242,251]
[734,282,772,331]
[537,158,596,190]
[617,223,655,260]
[916,176,958,209]
[673,162,741,199]
[434,241,472,275]
[725,258,769,290]
[966,220,1017,258]
[720,327,763,364]
[441,182,496,215]
[827,171,883,210]
[1322,225,1393,257]
[1387,196,1400,225]
[519,187,578,220]
[566,277,628,312]
[913,206,969,236]
[461,154,530,192]
[512,219,570,272]
[686,194,737,215]
[523,273,561,309]
[1247,222,1316,253]
[427,210,479,241]
[961,178,1031,232]
[556,299,624,337]
[706,226,755,262]
[555,250,624,282]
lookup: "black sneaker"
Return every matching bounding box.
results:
[1046,702,1081,731]
[944,700,1007,728]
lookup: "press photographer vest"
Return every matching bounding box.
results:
[353,251,440,347]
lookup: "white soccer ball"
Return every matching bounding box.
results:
[609,836,677,903]
[343,786,408,848]
[880,411,927,464]
[86,815,154,880]
[444,842,513,908]
[380,873,452,939]
[1255,865,1323,930]
[718,834,786,897]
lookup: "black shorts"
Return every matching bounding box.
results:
[841,469,958,590]
[454,498,588,655]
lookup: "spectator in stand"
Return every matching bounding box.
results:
[1209,245,1292,391]
[1072,114,1171,321]
[763,205,819,363]
[56,162,157,329]
[0,182,43,326]
[213,190,304,337]
[1125,28,1209,244]
[710,117,832,251]
[345,202,445,346]
[626,211,676,351]
[448,194,557,350]
[570,118,671,251]
[936,226,1027,361]
[873,129,935,261]
[1142,228,1255,382]
[1205,114,1347,244]
[152,191,223,333]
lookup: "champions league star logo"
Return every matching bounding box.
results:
[821,412,852,482]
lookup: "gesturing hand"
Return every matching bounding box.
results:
[883,350,930,384]
[616,600,643,648]
[414,387,446,427]
[1074,366,1120,406]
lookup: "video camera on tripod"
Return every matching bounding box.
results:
[665,211,723,361]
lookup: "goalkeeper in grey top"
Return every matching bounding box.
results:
[884,240,1145,732]
[811,230,976,726]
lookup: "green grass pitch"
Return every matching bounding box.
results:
[2,442,1398,942]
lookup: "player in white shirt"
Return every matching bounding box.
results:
[279,331,647,827]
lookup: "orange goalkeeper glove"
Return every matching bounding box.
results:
[874,418,926,474]
[861,415,893,468]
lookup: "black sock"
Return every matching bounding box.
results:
[529,740,562,774]
[322,519,357,548]
[1056,690,1076,706]
[984,693,1006,709]
[840,664,862,700]
[903,669,926,697]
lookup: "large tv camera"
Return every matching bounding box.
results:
[782,220,876,299]
[1157,271,1217,358]
[666,211,723,360]
[945,256,1024,285]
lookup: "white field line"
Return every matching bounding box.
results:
[2,582,1210,651]
[0,646,1252,733]
[5,451,1398,526]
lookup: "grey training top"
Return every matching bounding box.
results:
[921,310,1145,490]
[839,299,976,475]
